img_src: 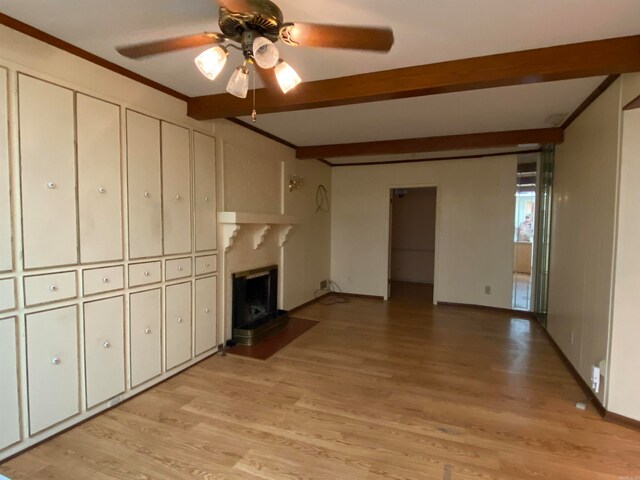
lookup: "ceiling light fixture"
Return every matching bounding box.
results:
[274,60,301,94]
[194,45,228,80]
[226,63,250,98]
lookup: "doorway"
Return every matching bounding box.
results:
[388,187,437,303]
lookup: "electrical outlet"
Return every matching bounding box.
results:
[484,285,491,295]
[591,366,601,393]
[320,280,328,290]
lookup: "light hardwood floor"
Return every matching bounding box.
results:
[2,291,640,479]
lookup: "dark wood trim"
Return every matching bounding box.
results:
[330,149,541,168]
[315,158,333,167]
[604,411,640,431]
[437,302,536,320]
[624,94,640,111]
[225,118,297,150]
[562,75,620,129]
[534,322,607,417]
[288,292,330,315]
[296,129,563,159]
[188,35,640,120]
[0,12,189,102]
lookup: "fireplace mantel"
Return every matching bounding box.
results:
[218,212,297,252]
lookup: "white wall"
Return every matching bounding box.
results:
[330,156,516,308]
[390,187,437,284]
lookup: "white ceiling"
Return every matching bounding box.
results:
[1,0,639,148]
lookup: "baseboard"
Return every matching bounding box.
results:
[437,301,536,319]
[288,292,330,314]
[604,411,640,430]
[343,292,385,300]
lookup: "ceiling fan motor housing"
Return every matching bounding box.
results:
[218,0,283,43]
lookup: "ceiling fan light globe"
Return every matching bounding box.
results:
[195,46,228,80]
[275,61,301,94]
[253,36,280,69]
[226,65,250,98]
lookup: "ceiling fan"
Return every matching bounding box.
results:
[116,0,394,102]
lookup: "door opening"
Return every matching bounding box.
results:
[388,187,437,303]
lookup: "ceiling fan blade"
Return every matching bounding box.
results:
[280,23,394,52]
[116,32,225,59]
[215,0,253,12]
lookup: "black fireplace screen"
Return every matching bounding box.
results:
[232,266,278,330]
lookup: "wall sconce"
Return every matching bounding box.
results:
[288,175,304,192]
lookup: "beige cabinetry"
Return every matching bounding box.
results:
[194,132,217,252]
[129,289,162,387]
[195,276,217,355]
[129,261,162,287]
[24,271,77,307]
[161,122,191,255]
[82,265,124,296]
[84,296,125,408]
[0,317,20,449]
[126,110,162,260]
[165,257,192,281]
[0,278,16,312]
[26,306,79,434]
[18,75,78,269]
[165,282,192,370]
[195,255,217,276]
[0,68,11,272]
[77,94,123,264]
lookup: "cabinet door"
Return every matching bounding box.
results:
[77,94,123,263]
[0,317,20,449]
[0,68,11,272]
[162,122,191,255]
[26,306,79,434]
[127,110,162,259]
[195,276,217,355]
[193,132,216,252]
[165,282,192,370]
[19,75,78,269]
[130,289,161,387]
[84,296,125,408]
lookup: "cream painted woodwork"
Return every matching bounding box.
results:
[0,317,20,450]
[193,132,217,252]
[161,122,191,255]
[195,276,217,355]
[165,282,192,370]
[0,69,11,273]
[129,289,161,388]
[0,278,16,312]
[18,75,78,269]
[195,255,217,276]
[129,261,162,288]
[23,271,77,307]
[26,306,79,435]
[126,110,162,260]
[82,265,124,296]
[83,296,125,409]
[77,94,123,264]
[165,257,192,281]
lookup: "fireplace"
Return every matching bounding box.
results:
[231,265,288,345]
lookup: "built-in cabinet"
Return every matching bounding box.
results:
[1,68,219,461]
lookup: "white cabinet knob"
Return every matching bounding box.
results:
[102,277,110,283]
[103,341,111,348]
[50,285,58,292]
[144,192,151,198]
[145,328,151,334]
[144,272,150,277]
[51,357,60,365]
[47,182,56,189]
[177,317,183,323]
[98,187,106,193]
[176,194,182,200]
[178,267,183,271]
[205,263,210,268]
[205,308,210,313]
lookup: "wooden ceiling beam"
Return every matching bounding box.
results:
[295,128,564,159]
[188,35,640,120]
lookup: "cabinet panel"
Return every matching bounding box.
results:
[162,122,191,255]
[24,271,77,307]
[130,289,161,387]
[84,296,125,408]
[129,261,162,287]
[194,132,216,252]
[0,69,11,272]
[0,317,20,449]
[0,278,16,312]
[127,110,162,259]
[195,255,217,276]
[195,276,217,355]
[165,257,192,281]
[19,75,78,269]
[77,94,123,263]
[26,306,79,435]
[165,282,192,370]
[82,265,124,296]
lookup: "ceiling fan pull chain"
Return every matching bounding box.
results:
[252,65,257,122]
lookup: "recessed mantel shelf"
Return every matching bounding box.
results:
[218,212,297,252]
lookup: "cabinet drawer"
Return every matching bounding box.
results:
[0,278,16,312]
[130,289,162,387]
[24,271,77,307]
[195,255,217,276]
[129,261,161,287]
[84,296,125,408]
[83,266,124,296]
[0,317,20,449]
[26,306,79,434]
[165,257,192,281]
